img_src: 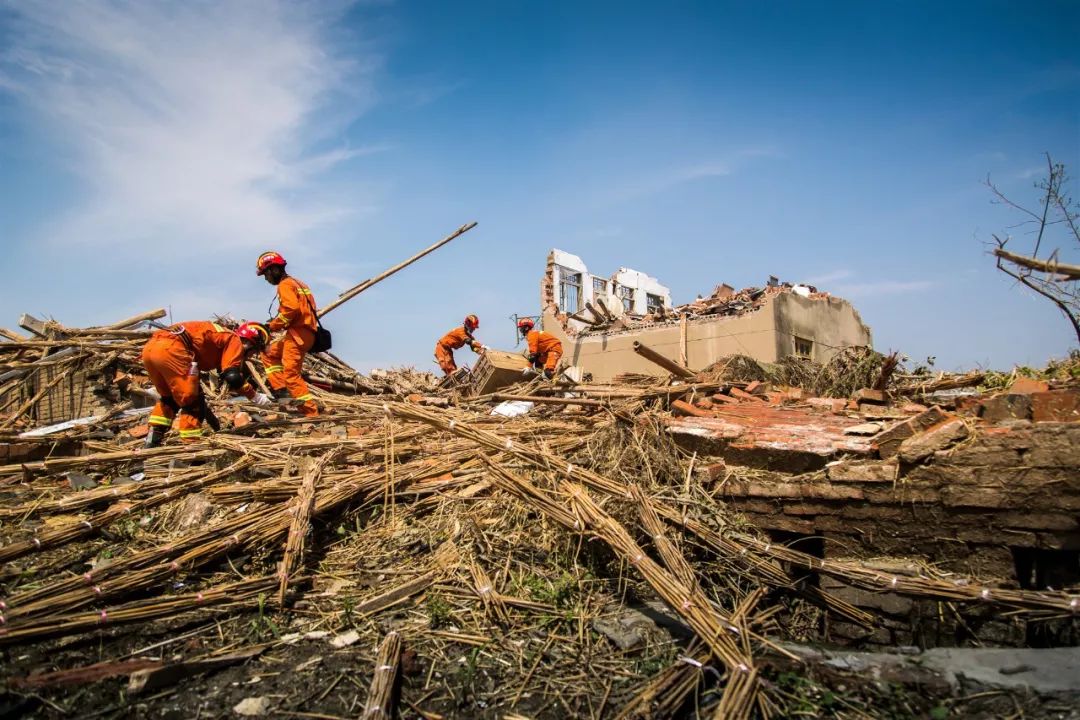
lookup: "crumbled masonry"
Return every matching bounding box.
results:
[1,310,1078,719]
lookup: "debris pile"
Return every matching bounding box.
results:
[1,312,1079,719]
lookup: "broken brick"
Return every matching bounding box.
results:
[1009,377,1050,395]
[806,397,847,414]
[127,424,150,439]
[232,412,253,429]
[979,394,1032,423]
[871,406,947,459]
[671,399,714,418]
[898,418,970,463]
[703,461,728,483]
[1030,390,1080,423]
[729,387,764,402]
[710,393,740,404]
[744,380,763,395]
[852,388,886,405]
[826,460,899,483]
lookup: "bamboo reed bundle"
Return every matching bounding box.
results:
[0,458,252,563]
[613,641,711,720]
[278,456,327,605]
[391,402,1080,618]
[470,562,509,625]
[362,630,402,720]
[559,479,761,720]
[0,575,275,645]
[481,455,760,718]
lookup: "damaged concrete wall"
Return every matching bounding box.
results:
[541,248,873,381]
[544,302,778,381]
[771,292,873,363]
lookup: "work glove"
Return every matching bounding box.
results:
[521,366,535,376]
[251,392,272,407]
[543,369,555,380]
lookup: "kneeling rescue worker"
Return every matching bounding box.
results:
[256,251,320,417]
[435,314,484,375]
[516,318,562,380]
[142,321,271,447]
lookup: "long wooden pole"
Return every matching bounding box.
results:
[318,222,478,318]
[632,341,695,379]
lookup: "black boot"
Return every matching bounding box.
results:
[145,426,166,448]
[272,387,292,400]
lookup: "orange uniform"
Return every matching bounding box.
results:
[263,276,319,416]
[434,326,481,375]
[141,321,255,442]
[526,330,563,373]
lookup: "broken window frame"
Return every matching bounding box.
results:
[557,266,583,314]
[793,336,813,358]
[617,285,635,313]
[646,293,664,314]
[592,277,607,295]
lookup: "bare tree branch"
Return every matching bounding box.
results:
[986,156,1080,345]
[992,247,1080,281]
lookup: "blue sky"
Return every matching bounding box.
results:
[1,0,1077,371]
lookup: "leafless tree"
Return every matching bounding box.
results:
[987,154,1080,343]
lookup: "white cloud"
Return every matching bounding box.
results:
[0,0,378,252]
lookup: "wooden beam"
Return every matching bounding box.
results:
[319,222,477,318]
[18,313,50,338]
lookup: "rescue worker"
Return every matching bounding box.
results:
[516,318,563,380]
[434,314,484,375]
[256,251,320,416]
[141,321,271,447]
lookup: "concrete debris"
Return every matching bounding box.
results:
[233,696,271,716]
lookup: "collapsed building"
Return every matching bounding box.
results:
[541,249,872,382]
[1,296,1079,718]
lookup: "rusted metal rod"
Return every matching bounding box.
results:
[632,341,695,379]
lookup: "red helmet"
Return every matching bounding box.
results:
[464,314,479,331]
[517,318,534,332]
[236,322,270,347]
[256,251,286,276]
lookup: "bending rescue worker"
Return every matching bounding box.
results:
[257,251,320,417]
[435,314,484,375]
[516,318,563,379]
[141,321,271,447]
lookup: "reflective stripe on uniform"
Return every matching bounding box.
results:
[211,323,227,333]
[299,288,312,295]
[265,364,283,374]
[149,415,172,426]
[296,394,313,401]
[179,428,205,438]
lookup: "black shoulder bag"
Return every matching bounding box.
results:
[306,295,333,354]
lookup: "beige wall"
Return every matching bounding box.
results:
[544,292,872,382]
[770,293,872,363]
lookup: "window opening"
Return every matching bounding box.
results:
[794,336,813,358]
[558,267,582,313]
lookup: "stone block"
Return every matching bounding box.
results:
[1030,390,1080,423]
[898,418,969,463]
[871,406,947,458]
[827,460,899,483]
[979,394,1032,423]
